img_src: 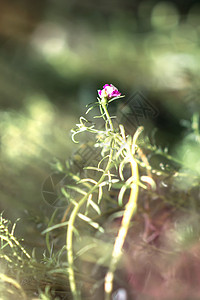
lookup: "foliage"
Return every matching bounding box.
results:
[42,86,200,300]
[0,86,199,300]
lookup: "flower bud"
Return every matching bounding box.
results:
[98,84,121,100]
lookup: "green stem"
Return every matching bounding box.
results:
[67,143,115,300]
[104,135,140,300]
[101,99,114,132]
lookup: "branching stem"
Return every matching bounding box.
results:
[104,128,143,300]
[67,142,115,300]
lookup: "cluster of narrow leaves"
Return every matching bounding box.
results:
[0,214,72,299]
[0,214,31,277]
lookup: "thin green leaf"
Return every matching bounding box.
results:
[119,124,126,140]
[108,95,125,103]
[78,178,98,185]
[119,159,128,181]
[46,209,58,256]
[86,101,98,108]
[84,166,104,173]
[98,155,110,169]
[99,179,119,187]
[98,185,103,204]
[118,184,128,207]
[78,213,104,233]
[141,176,156,190]
[85,103,99,114]
[93,113,106,119]
[88,196,101,215]
[42,221,69,234]
[76,243,96,258]
[61,188,78,206]
[71,131,80,143]
[63,186,87,196]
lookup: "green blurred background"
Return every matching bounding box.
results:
[0,0,199,249]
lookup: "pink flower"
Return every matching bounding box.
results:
[98,84,121,100]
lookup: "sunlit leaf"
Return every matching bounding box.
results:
[77,213,104,233]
